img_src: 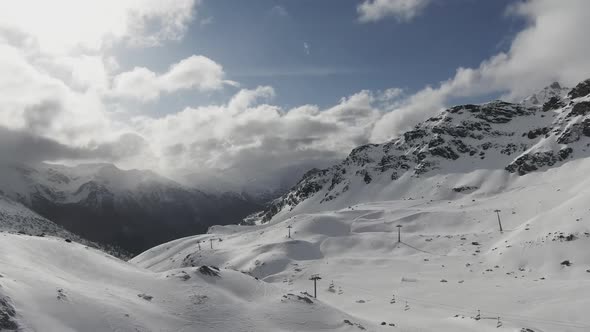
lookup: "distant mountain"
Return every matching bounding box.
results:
[0,163,264,253]
[255,78,590,223]
[181,162,335,202]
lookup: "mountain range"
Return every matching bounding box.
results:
[0,162,265,254]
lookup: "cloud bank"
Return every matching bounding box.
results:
[1,0,590,194]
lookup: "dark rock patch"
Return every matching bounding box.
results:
[568,78,590,99]
[452,186,478,193]
[282,293,314,304]
[526,127,550,139]
[568,101,590,117]
[542,96,565,112]
[0,295,18,330]
[56,288,67,301]
[506,148,573,175]
[430,146,460,160]
[198,265,221,277]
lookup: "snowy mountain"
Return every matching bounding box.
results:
[131,77,590,329]
[255,78,590,223]
[0,163,263,253]
[0,232,371,332]
[3,80,590,332]
[133,150,590,331]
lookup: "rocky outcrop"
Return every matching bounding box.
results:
[0,294,18,331]
[506,148,573,176]
[568,79,590,99]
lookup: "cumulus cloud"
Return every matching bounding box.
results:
[358,0,430,23]
[270,5,289,17]
[111,55,234,102]
[128,87,384,190]
[371,0,590,141]
[0,0,197,53]
[0,0,199,164]
[0,43,113,144]
[303,42,311,56]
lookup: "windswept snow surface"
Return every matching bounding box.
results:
[0,232,372,332]
[134,157,590,332]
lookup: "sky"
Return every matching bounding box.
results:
[1,0,590,193]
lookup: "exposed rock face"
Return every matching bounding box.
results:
[0,294,18,331]
[568,79,590,99]
[198,266,221,277]
[506,148,573,176]
[257,79,590,223]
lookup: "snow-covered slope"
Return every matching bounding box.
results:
[134,155,590,331]
[132,79,590,331]
[254,78,590,224]
[0,162,263,253]
[0,194,131,258]
[0,194,70,237]
[0,232,373,332]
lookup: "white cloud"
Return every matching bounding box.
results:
[111,67,160,102]
[129,87,382,185]
[0,44,115,146]
[112,55,230,102]
[358,0,430,23]
[0,0,201,158]
[270,5,289,17]
[200,17,215,26]
[0,0,197,54]
[303,42,311,56]
[378,88,404,102]
[371,0,590,141]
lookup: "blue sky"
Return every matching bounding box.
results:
[115,0,525,114]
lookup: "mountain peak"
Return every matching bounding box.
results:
[549,81,562,89]
[522,81,569,107]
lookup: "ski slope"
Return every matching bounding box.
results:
[0,232,374,331]
[134,157,590,332]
